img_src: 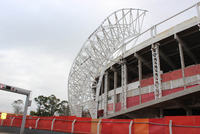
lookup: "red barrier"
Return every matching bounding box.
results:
[1,115,200,134]
[101,119,132,134]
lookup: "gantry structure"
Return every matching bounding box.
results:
[68,3,200,119]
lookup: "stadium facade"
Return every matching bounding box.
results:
[68,3,200,119]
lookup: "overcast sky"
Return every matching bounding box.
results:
[0,0,199,113]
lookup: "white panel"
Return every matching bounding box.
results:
[108,90,114,96]
[116,87,122,94]
[172,78,184,88]
[141,86,149,94]
[185,75,198,85]
[162,81,171,90]
[128,81,140,91]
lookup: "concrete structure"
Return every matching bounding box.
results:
[68,3,200,119]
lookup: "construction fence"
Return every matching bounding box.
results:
[1,114,200,134]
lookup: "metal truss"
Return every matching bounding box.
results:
[68,8,147,118]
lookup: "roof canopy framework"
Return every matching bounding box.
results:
[68,8,147,117]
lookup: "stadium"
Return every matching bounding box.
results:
[68,3,200,119]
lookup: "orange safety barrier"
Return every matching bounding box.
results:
[1,115,200,133]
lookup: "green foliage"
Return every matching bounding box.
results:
[30,94,70,116]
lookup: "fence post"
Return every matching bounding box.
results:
[1,119,3,126]
[97,119,102,134]
[129,120,133,134]
[51,118,56,131]
[71,119,76,134]
[169,120,173,134]
[35,118,40,129]
[10,117,15,127]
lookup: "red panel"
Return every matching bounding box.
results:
[162,87,184,96]
[107,103,113,111]
[162,69,182,82]
[162,89,171,96]
[37,117,53,130]
[197,64,200,74]
[101,119,131,134]
[164,116,200,134]
[185,64,200,77]
[127,96,140,108]
[74,117,91,134]
[115,102,121,112]
[25,116,38,128]
[149,118,167,134]
[2,118,11,126]
[141,77,154,87]
[53,120,68,132]
[13,117,22,127]
[141,92,154,103]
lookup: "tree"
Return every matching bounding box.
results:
[30,94,70,116]
[57,100,71,116]
[12,99,24,114]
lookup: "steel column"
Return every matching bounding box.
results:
[104,72,108,116]
[113,69,118,112]
[175,34,186,89]
[138,59,142,104]
[121,60,127,110]
[20,93,30,134]
[151,43,162,99]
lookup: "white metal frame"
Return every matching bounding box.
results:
[68,9,147,118]
[68,2,200,118]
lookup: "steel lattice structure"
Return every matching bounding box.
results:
[68,8,147,118]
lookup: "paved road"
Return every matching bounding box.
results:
[0,133,14,134]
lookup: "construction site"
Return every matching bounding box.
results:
[1,2,200,134]
[68,2,200,120]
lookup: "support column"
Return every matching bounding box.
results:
[151,43,162,99]
[174,34,186,89]
[138,59,142,104]
[113,69,118,112]
[100,82,103,110]
[104,72,108,116]
[121,60,127,110]
[95,71,105,118]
